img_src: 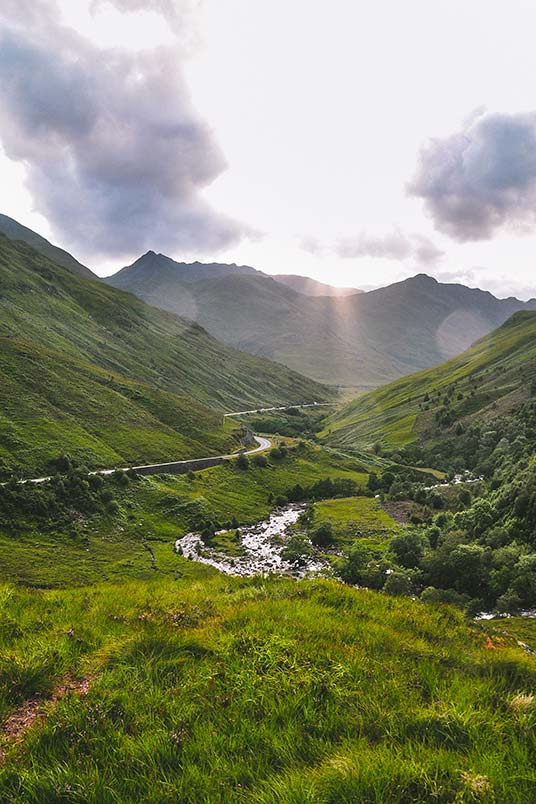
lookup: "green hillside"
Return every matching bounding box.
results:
[0,213,95,279]
[323,310,536,456]
[0,234,330,478]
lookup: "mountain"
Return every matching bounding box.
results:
[108,250,261,289]
[0,212,95,279]
[0,234,330,478]
[107,253,536,387]
[322,309,536,456]
[272,273,361,296]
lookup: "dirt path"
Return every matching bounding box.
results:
[0,676,92,763]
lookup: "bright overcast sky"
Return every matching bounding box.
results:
[1,0,536,298]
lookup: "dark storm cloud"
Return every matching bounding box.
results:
[409,111,536,241]
[0,4,245,259]
[335,231,443,265]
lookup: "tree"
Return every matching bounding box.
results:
[389,531,425,568]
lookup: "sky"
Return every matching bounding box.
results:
[0,0,536,298]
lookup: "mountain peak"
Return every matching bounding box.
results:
[409,273,438,285]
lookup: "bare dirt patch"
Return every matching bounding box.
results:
[380,500,416,524]
[0,675,92,762]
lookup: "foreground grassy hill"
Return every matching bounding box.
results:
[322,310,536,455]
[0,234,330,478]
[0,575,534,802]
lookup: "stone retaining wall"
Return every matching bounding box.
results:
[132,456,227,477]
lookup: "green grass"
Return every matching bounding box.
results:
[0,443,369,588]
[322,311,536,453]
[0,233,331,478]
[0,577,534,802]
[487,618,536,652]
[313,496,399,551]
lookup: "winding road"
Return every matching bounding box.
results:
[15,402,331,485]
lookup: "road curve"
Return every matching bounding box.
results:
[13,400,331,485]
[223,402,333,418]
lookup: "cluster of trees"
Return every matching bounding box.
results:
[0,462,135,532]
[397,397,536,478]
[235,446,286,470]
[337,440,536,613]
[269,476,359,509]
[246,409,325,438]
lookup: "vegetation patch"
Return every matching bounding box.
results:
[0,577,534,801]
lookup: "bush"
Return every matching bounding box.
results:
[420,587,469,608]
[236,453,249,470]
[252,454,268,468]
[311,522,334,548]
[281,534,313,565]
[384,571,413,597]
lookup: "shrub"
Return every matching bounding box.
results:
[311,522,334,548]
[384,571,413,597]
[236,453,249,470]
[281,534,313,565]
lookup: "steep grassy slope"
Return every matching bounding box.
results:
[0,213,94,279]
[0,576,534,802]
[323,311,536,453]
[0,235,330,477]
[107,253,536,386]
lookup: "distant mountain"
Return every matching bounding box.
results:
[110,250,260,287]
[107,253,536,388]
[0,234,329,478]
[272,274,361,297]
[322,309,536,457]
[0,213,95,279]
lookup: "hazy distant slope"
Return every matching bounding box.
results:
[272,273,361,296]
[323,310,536,452]
[0,234,330,477]
[107,253,536,387]
[0,212,95,279]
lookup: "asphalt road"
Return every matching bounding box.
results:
[15,400,330,484]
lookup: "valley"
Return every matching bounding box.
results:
[0,218,534,801]
[107,251,536,386]
[2,4,536,799]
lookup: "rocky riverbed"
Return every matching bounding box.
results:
[175,503,327,577]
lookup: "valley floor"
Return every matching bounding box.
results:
[0,440,534,802]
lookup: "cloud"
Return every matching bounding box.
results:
[335,230,443,265]
[0,2,246,260]
[409,110,536,241]
[300,236,324,256]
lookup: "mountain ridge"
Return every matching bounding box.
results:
[106,251,536,387]
[0,213,95,280]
